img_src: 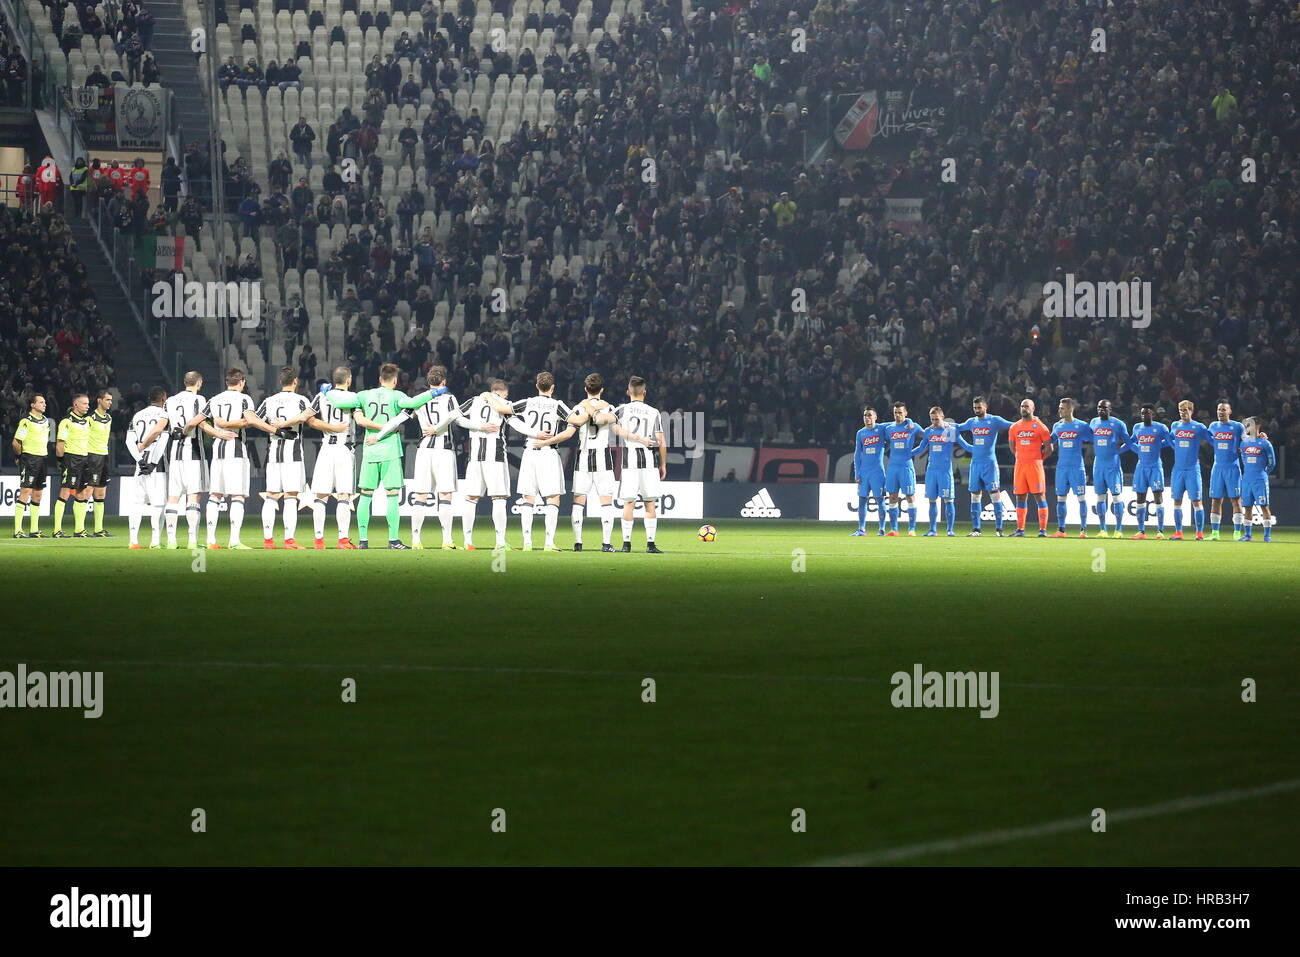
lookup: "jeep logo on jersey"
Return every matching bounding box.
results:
[740,487,782,518]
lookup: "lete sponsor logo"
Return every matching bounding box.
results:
[741,487,782,518]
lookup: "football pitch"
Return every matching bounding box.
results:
[1,518,1296,866]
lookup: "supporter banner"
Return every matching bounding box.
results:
[0,476,54,515]
[833,88,948,154]
[703,482,820,521]
[140,235,185,270]
[72,86,100,110]
[885,197,925,234]
[115,85,169,150]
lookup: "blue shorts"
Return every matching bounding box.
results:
[857,470,886,503]
[1209,463,1242,499]
[925,468,954,500]
[1132,464,1165,494]
[1093,463,1123,495]
[885,466,916,496]
[1241,476,1269,508]
[1171,466,1203,501]
[1055,464,1086,497]
[968,460,1000,494]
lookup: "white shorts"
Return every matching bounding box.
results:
[267,460,306,494]
[136,470,167,508]
[209,457,250,496]
[517,448,566,498]
[618,465,662,503]
[311,444,356,495]
[573,468,616,499]
[412,447,458,494]
[464,459,509,497]
[167,459,207,497]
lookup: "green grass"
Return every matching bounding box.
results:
[0,518,1297,865]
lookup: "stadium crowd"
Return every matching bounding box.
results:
[49,0,161,86]
[0,203,120,452]
[182,0,1297,460]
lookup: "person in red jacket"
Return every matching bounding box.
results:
[128,158,150,199]
[15,164,35,208]
[106,160,126,192]
[36,157,61,210]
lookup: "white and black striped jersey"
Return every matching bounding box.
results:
[311,390,355,447]
[575,399,618,472]
[205,389,254,460]
[457,393,510,463]
[257,390,313,464]
[164,390,208,462]
[618,400,664,470]
[129,405,170,470]
[415,392,463,451]
[513,395,572,450]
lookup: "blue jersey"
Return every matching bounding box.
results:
[853,424,888,477]
[1240,437,1276,478]
[1207,419,1245,466]
[884,420,924,470]
[1050,419,1093,469]
[913,425,962,472]
[1088,416,1129,466]
[1168,420,1210,469]
[954,414,1013,463]
[1124,422,1171,466]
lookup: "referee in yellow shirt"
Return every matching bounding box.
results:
[85,389,115,537]
[10,393,52,538]
[52,393,92,537]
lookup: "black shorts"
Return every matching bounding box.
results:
[84,453,111,488]
[60,453,90,491]
[18,453,47,489]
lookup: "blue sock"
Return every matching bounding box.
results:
[1096,502,1107,531]
[970,501,981,530]
[857,496,868,531]
[945,501,956,534]
[1194,508,1205,533]
[889,506,899,532]
[928,500,938,532]
[878,509,888,534]
[907,507,917,531]
[1174,508,1184,533]
[1056,501,1067,531]
[1136,507,1146,533]
[1112,501,1124,529]
[993,501,1003,530]
[1211,514,1221,531]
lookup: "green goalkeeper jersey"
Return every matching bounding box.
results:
[326,386,432,462]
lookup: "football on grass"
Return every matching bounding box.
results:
[698,525,716,542]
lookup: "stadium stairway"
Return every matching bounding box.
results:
[148,0,214,206]
[68,221,175,392]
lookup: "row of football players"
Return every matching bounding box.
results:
[852,397,1277,541]
[126,364,670,551]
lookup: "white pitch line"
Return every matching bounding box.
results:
[11,657,1295,698]
[809,777,1300,866]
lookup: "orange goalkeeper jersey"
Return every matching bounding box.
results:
[1008,417,1051,462]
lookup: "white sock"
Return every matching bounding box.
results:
[283,497,298,540]
[462,499,476,545]
[646,516,657,542]
[520,501,535,547]
[336,500,353,539]
[571,504,584,543]
[438,499,453,543]
[600,503,614,544]
[542,503,558,547]
[1233,511,1244,527]
[206,500,221,544]
[312,498,327,539]
[129,514,142,545]
[229,499,245,546]
[151,508,164,546]
[262,498,278,538]
[165,506,179,544]
[186,504,201,544]
[492,498,507,547]
[621,517,634,543]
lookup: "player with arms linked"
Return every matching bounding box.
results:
[1122,404,1172,539]
[954,396,1014,536]
[851,407,888,536]
[1049,397,1092,538]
